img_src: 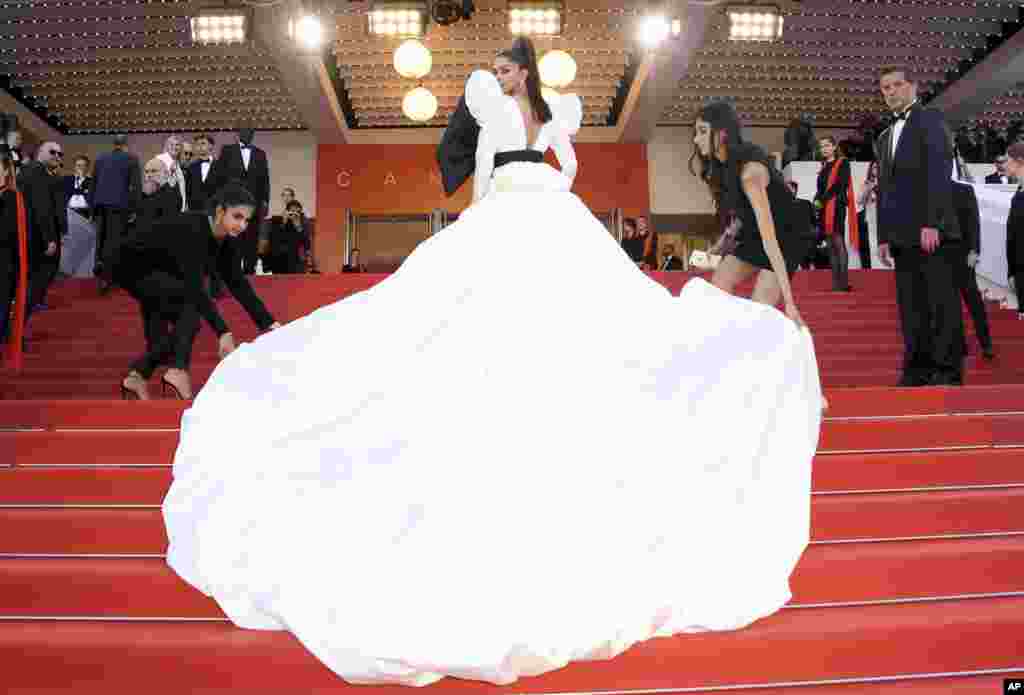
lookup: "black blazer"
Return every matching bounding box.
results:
[660,255,683,271]
[951,180,980,254]
[115,212,275,336]
[437,95,481,196]
[62,175,93,209]
[16,161,63,253]
[208,144,270,207]
[185,158,216,213]
[90,149,142,210]
[134,186,180,231]
[875,105,959,247]
[1008,190,1024,278]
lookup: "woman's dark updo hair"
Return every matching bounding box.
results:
[207,182,256,215]
[689,100,780,216]
[498,36,552,125]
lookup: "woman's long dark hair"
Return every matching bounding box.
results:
[688,100,777,215]
[498,36,552,124]
[207,182,256,215]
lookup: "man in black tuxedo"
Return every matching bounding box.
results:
[185,133,217,213]
[949,161,994,360]
[91,134,142,291]
[659,244,683,271]
[18,141,66,313]
[63,154,94,218]
[875,65,964,386]
[985,154,1017,185]
[207,128,270,274]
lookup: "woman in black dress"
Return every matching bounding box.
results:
[814,136,855,290]
[0,147,27,349]
[1005,142,1024,320]
[690,101,811,327]
[113,184,280,400]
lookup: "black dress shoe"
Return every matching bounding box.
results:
[897,372,930,387]
[930,371,963,386]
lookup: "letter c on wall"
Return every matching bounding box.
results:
[336,170,352,188]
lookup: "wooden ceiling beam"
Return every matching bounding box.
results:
[250,1,347,143]
[931,21,1024,124]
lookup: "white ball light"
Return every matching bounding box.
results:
[403,86,438,122]
[393,39,432,79]
[538,49,576,89]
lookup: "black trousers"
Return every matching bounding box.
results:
[266,252,303,275]
[94,206,132,275]
[116,270,200,379]
[0,251,14,339]
[892,242,965,382]
[951,245,993,352]
[827,206,849,290]
[857,210,872,269]
[1015,272,1024,317]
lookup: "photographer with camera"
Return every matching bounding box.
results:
[264,199,313,274]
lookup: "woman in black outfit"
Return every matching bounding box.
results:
[113,184,280,400]
[0,148,23,344]
[690,101,812,327]
[1006,142,1024,320]
[814,136,853,291]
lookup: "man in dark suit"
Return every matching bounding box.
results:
[17,141,65,314]
[659,244,683,271]
[63,154,94,218]
[90,134,142,291]
[185,133,217,213]
[949,159,994,360]
[985,155,1017,185]
[207,128,270,274]
[875,65,964,386]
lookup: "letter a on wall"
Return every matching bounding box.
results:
[384,172,397,185]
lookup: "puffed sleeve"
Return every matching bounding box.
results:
[464,70,504,126]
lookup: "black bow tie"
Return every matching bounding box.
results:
[893,111,909,122]
[239,145,250,150]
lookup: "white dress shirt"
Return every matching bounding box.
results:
[240,145,252,171]
[68,176,88,210]
[200,158,212,182]
[889,100,917,159]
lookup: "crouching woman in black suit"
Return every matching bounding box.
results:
[112,184,280,400]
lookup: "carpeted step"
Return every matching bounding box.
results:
[2,596,1022,694]
[3,487,1021,554]
[3,448,1022,505]
[4,413,1022,467]
[1,535,1021,619]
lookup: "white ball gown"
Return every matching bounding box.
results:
[163,71,824,686]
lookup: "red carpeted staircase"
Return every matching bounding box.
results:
[1,270,1023,693]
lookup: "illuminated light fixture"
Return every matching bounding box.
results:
[369,2,427,36]
[393,38,432,79]
[190,7,250,45]
[727,5,783,42]
[541,86,560,103]
[639,15,683,46]
[508,1,562,36]
[287,14,324,51]
[538,49,576,88]
[403,86,438,121]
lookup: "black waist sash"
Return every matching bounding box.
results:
[494,150,543,169]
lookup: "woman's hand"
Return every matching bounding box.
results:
[218,332,237,359]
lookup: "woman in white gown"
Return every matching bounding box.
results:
[163,37,824,686]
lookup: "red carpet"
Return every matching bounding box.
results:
[1,270,1023,693]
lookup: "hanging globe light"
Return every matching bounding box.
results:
[541,87,560,104]
[538,49,576,88]
[403,86,438,122]
[393,39,432,79]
